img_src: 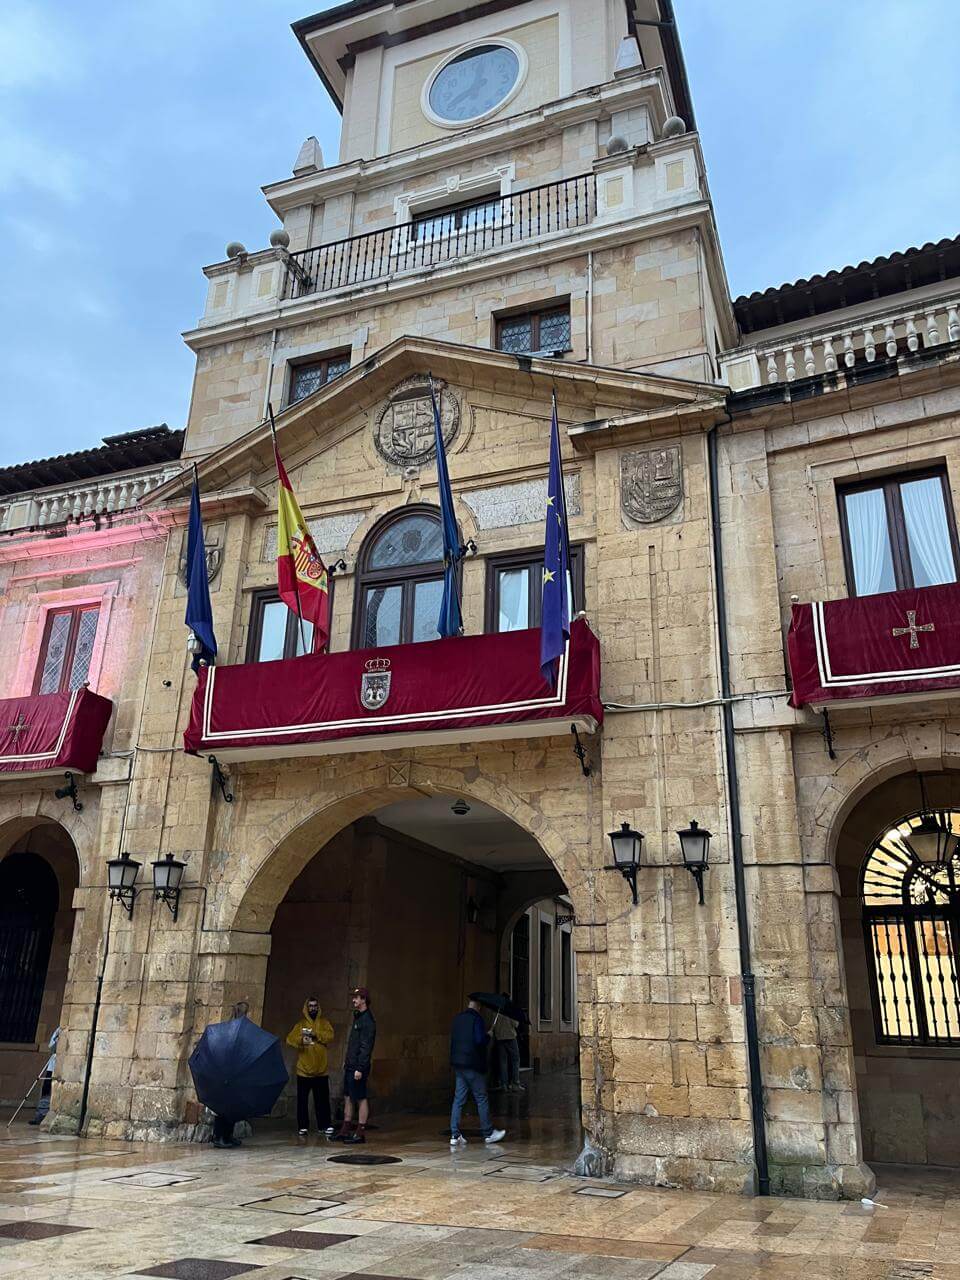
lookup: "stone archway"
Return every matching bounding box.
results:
[0,818,80,1114]
[833,767,960,1168]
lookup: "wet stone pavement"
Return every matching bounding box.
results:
[1,1108,959,1280]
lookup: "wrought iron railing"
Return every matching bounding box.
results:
[282,172,597,301]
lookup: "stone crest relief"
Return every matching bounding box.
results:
[177,522,224,591]
[620,446,683,524]
[374,376,459,467]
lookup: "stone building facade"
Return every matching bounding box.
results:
[5,0,960,1200]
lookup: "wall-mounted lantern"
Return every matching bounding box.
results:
[152,853,186,921]
[677,819,711,904]
[605,821,644,905]
[106,854,142,918]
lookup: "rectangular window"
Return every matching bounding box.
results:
[287,350,351,405]
[34,606,100,695]
[410,195,501,242]
[838,469,959,597]
[485,545,584,633]
[560,928,573,1025]
[246,590,314,662]
[538,917,553,1022]
[496,304,571,356]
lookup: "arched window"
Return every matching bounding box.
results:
[0,852,59,1043]
[861,809,960,1044]
[353,508,449,648]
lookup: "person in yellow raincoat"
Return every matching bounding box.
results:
[286,997,335,1136]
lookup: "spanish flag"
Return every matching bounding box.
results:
[273,435,330,654]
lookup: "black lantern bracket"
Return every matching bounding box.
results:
[605,860,639,905]
[208,755,234,803]
[54,771,83,812]
[684,862,707,905]
[571,723,591,777]
[821,710,837,760]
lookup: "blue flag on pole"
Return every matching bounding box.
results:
[540,392,571,686]
[430,376,463,638]
[184,470,218,673]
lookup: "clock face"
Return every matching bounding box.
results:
[427,44,521,124]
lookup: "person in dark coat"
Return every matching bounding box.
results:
[211,1000,249,1149]
[448,997,506,1147]
[333,987,376,1144]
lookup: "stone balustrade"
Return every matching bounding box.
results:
[721,293,960,391]
[0,466,183,534]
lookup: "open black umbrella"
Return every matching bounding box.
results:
[470,992,526,1025]
[189,1016,288,1123]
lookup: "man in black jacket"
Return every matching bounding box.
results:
[334,987,376,1144]
[448,997,506,1148]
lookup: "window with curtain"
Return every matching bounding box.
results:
[861,809,960,1045]
[246,590,315,661]
[34,605,101,695]
[353,508,451,649]
[485,546,584,633]
[838,470,959,596]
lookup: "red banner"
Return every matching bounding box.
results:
[788,582,960,708]
[185,620,602,759]
[0,688,113,775]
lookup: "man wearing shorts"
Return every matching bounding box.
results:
[333,987,376,1143]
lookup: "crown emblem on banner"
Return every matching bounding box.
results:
[364,657,391,673]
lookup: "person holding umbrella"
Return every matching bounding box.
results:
[448,995,506,1148]
[190,1001,288,1150]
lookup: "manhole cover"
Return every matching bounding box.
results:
[327,1153,402,1166]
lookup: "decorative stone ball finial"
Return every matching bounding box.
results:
[225,242,247,259]
[269,229,290,250]
[661,115,686,139]
[606,135,629,156]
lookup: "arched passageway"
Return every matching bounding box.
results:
[256,792,582,1155]
[0,821,78,1111]
[836,769,960,1167]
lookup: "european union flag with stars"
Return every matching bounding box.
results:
[540,391,571,687]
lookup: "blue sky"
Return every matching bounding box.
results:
[1,1,958,466]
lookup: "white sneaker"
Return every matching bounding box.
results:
[324,1126,336,1137]
[450,1133,467,1147]
[298,1128,308,1136]
[484,1129,506,1144]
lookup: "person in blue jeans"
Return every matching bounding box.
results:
[448,997,506,1148]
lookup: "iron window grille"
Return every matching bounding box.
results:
[0,852,58,1044]
[288,350,351,406]
[837,468,960,598]
[861,809,960,1045]
[496,304,571,356]
[33,605,100,696]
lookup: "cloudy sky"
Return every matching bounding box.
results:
[1,1,958,466]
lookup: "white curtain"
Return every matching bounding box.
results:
[846,488,894,595]
[902,477,956,587]
[498,569,528,632]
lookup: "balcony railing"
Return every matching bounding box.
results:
[0,465,182,534]
[282,173,597,301]
[722,292,960,391]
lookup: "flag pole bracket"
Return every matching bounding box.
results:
[570,724,591,777]
[54,771,83,813]
[208,755,234,804]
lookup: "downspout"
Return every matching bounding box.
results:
[707,419,770,1196]
[586,251,594,363]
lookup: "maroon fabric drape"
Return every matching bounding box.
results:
[788,582,960,708]
[185,619,602,756]
[0,687,113,774]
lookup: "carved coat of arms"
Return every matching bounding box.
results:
[360,657,392,710]
[177,527,223,588]
[374,376,459,466]
[620,446,683,524]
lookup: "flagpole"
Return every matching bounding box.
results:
[551,387,573,585]
[268,402,310,656]
[428,375,464,630]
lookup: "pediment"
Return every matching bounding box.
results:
[148,334,725,508]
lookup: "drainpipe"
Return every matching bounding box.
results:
[707,420,770,1196]
[586,251,594,363]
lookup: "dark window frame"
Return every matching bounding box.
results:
[495,301,572,355]
[33,604,101,696]
[286,348,352,406]
[538,916,553,1022]
[245,587,328,662]
[483,544,585,633]
[560,926,573,1025]
[409,192,502,241]
[351,505,459,650]
[837,466,960,597]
